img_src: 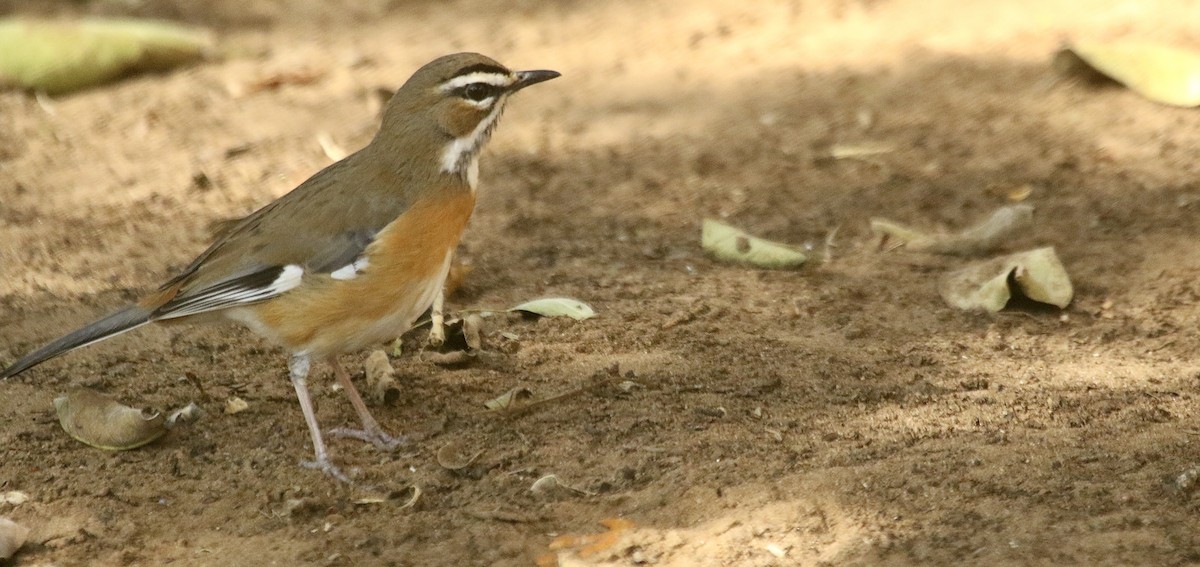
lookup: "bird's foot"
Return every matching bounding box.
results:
[328,427,407,451]
[300,457,353,483]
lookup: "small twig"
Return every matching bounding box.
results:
[495,364,623,418]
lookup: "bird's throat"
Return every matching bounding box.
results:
[439,105,506,191]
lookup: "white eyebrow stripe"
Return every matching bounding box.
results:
[440,72,512,91]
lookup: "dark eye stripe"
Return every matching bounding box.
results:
[454,63,509,78]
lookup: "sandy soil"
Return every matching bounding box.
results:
[3,0,1200,565]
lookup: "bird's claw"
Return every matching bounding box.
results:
[300,457,353,483]
[328,427,407,451]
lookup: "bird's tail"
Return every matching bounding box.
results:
[1,306,153,379]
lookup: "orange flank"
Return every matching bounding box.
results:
[254,190,476,355]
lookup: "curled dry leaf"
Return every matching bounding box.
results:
[530,474,594,498]
[0,517,29,560]
[54,388,166,451]
[871,205,1034,256]
[0,18,213,95]
[423,350,474,367]
[364,350,400,405]
[1056,41,1200,107]
[701,219,807,269]
[397,485,421,510]
[436,442,482,470]
[463,313,485,351]
[509,297,596,321]
[940,247,1073,312]
[484,386,534,412]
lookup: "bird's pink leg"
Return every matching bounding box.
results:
[326,356,405,450]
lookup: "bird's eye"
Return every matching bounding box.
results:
[463,83,494,102]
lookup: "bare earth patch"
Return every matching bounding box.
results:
[2,0,1199,565]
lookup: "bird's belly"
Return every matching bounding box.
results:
[243,190,475,358]
[243,249,452,357]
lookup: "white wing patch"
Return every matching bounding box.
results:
[156,265,304,320]
[329,257,370,280]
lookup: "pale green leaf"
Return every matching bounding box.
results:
[940,247,1073,312]
[0,18,213,95]
[701,219,806,269]
[1058,41,1200,107]
[509,297,595,320]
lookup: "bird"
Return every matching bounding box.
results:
[0,53,560,481]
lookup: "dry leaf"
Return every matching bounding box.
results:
[0,18,213,95]
[223,396,249,415]
[871,205,1034,256]
[940,247,1073,312]
[701,219,807,269]
[530,474,594,498]
[1057,41,1200,107]
[436,442,482,470]
[484,386,534,411]
[1,492,28,506]
[164,402,203,429]
[423,350,474,367]
[364,350,400,405]
[509,297,596,320]
[463,313,485,351]
[54,388,166,451]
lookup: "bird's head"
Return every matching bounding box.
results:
[376,53,559,185]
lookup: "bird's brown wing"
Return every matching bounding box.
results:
[148,151,414,319]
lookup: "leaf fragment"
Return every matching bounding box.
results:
[701,219,807,269]
[223,396,249,415]
[164,402,203,430]
[1056,40,1200,107]
[530,474,594,498]
[940,247,1073,312]
[436,441,482,470]
[364,350,400,405]
[1,492,28,506]
[484,386,534,412]
[54,388,166,451]
[509,297,595,320]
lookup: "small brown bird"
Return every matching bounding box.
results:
[1,53,559,480]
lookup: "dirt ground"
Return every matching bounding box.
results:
[3,0,1200,565]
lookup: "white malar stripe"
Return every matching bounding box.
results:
[440,72,512,91]
[440,105,504,173]
[329,257,370,280]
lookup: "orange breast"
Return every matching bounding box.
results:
[251,190,476,356]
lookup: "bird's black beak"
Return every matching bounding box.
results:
[511,69,561,91]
